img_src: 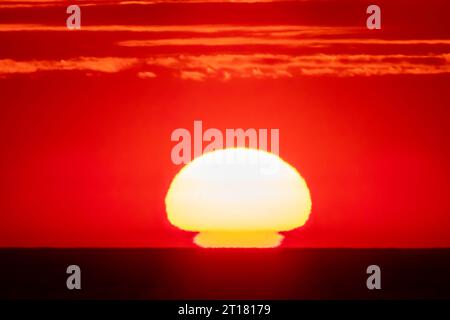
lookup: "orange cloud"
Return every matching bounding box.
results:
[0,57,139,75]
[0,24,358,37]
[143,53,450,79]
[119,37,450,48]
[1,54,449,78]
[180,70,207,81]
[0,0,309,9]
[138,71,157,79]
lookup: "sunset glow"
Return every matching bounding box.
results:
[1,0,450,249]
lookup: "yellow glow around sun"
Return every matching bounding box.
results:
[165,148,312,248]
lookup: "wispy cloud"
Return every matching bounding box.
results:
[137,71,157,78]
[1,53,449,78]
[180,70,208,81]
[0,24,359,37]
[0,0,306,9]
[0,57,139,75]
[119,37,450,48]
[144,53,450,79]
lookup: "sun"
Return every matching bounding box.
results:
[165,148,312,248]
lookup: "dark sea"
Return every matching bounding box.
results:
[1,248,449,300]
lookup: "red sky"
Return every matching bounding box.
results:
[0,0,449,247]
